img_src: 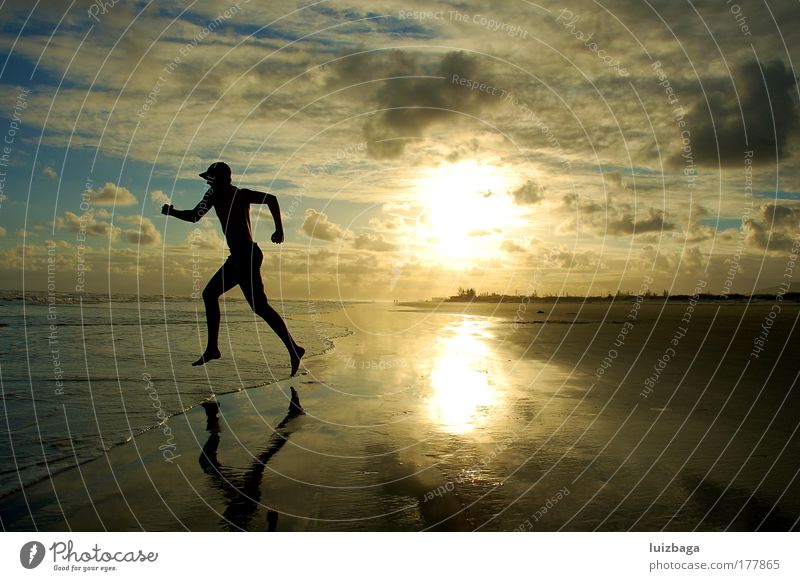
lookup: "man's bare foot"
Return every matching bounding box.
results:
[290,345,305,377]
[193,348,221,366]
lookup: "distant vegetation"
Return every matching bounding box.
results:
[439,288,800,303]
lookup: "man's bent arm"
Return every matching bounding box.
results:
[246,190,283,232]
[265,194,283,235]
[162,190,212,223]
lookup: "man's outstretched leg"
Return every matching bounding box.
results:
[193,262,238,366]
[252,299,305,376]
[240,253,305,375]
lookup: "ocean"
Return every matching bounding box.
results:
[0,291,349,499]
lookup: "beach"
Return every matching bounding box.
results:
[1,299,798,531]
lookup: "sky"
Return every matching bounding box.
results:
[0,0,799,300]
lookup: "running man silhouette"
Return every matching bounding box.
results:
[162,162,305,375]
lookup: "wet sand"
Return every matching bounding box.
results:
[1,301,798,531]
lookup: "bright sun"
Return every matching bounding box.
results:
[415,160,522,266]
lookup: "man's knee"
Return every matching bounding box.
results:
[202,285,220,302]
[251,294,273,316]
[251,299,271,316]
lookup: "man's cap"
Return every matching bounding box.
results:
[199,161,231,180]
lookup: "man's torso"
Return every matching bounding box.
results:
[210,186,255,254]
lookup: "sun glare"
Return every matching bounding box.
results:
[415,161,522,266]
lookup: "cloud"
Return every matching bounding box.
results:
[561,193,603,214]
[353,233,397,252]
[607,209,675,236]
[556,250,597,270]
[511,180,544,205]
[300,208,344,241]
[42,165,58,179]
[679,59,798,167]
[763,203,799,228]
[150,190,170,205]
[320,48,416,89]
[743,203,800,252]
[56,210,117,239]
[187,226,224,250]
[500,239,526,253]
[640,245,706,275]
[357,51,500,158]
[533,243,599,270]
[117,215,162,246]
[556,195,675,238]
[680,204,723,243]
[469,228,500,237]
[445,138,480,163]
[89,182,138,206]
[368,215,409,233]
[55,212,161,246]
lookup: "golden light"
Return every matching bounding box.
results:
[427,318,499,434]
[415,160,523,266]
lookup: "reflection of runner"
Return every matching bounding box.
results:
[162,162,305,375]
[199,388,304,531]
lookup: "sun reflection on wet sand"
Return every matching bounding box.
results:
[427,318,501,434]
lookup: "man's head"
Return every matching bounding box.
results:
[199,161,232,187]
